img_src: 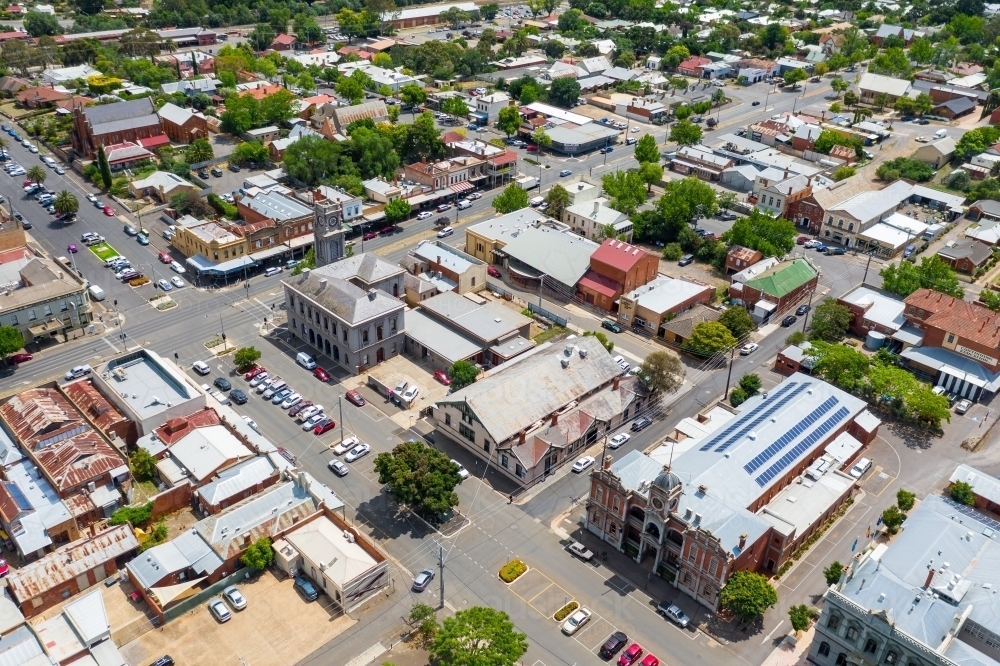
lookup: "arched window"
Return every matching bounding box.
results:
[846,626,858,641]
[827,614,841,631]
[819,643,830,657]
[865,639,878,655]
[849,223,855,231]
[836,654,847,666]
[885,651,898,664]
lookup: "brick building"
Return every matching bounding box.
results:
[937,239,992,275]
[730,258,818,322]
[577,239,659,312]
[158,102,208,144]
[725,245,764,274]
[71,97,165,160]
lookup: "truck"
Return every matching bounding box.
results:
[515,175,538,190]
[567,541,594,561]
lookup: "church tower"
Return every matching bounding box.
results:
[313,198,346,268]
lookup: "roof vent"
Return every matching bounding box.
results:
[698,484,707,494]
[694,513,702,524]
[564,344,574,356]
[561,357,570,368]
[578,348,587,358]
[748,431,757,440]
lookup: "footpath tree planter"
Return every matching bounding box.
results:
[499,559,527,583]
[554,601,578,622]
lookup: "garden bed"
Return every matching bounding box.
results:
[150,294,176,311]
[553,601,578,621]
[499,559,527,583]
[88,242,119,262]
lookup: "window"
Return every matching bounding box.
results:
[501,454,508,468]
[818,643,830,657]
[864,639,878,655]
[471,277,476,287]
[947,334,955,343]
[827,615,841,631]
[516,464,525,478]
[612,497,620,513]
[688,545,698,562]
[709,558,718,577]
[459,423,475,442]
[362,353,369,365]
[848,223,854,231]
[391,317,397,332]
[846,626,858,641]
[836,655,846,666]
[445,413,452,426]
[362,330,369,344]
[28,309,36,321]
[8,314,15,325]
[43,304,51,316]
[596,486,603,503]
[60,300,67,311]
[483,440,490,453]
[886,652,898,664]
[609,523,617,535]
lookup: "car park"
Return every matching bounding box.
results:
[678,254,694,266]
[230,389,248,404]
[171,276,184,288]
[223,586,247,611]
[609,433,630,449]
[740,343,758,355]
[631,417,652,432]
[572,455,596,473]
[208,598,231,623]
[956,400,972,415]
[294,576,319,601]
[345,443,371,462]
[600,632,629,659]
[328,458,349,476]
[451,459,469,479]
[314,419,337,435]
[656,601,690,627]
[561,607,592,635]
[850,457,873,478]
[412,569,435,592]
[345,390,365,406]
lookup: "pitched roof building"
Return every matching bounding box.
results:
[71,97,165,160]
[578,239,659,312]
[731,258,819,322]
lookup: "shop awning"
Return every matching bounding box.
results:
[288,235,313,249]
[186,254,215,272]
[250,245,287,261]
[28,319,70,336]
[211,256,256,274]
[450,181,474,193]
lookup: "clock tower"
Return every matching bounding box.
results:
[313,198,346,268]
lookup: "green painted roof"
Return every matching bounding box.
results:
[744,259,817,298]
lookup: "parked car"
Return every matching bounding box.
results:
[156,278,171,290]
[829,247,846,255]
[416,211,433,220]
[65,364,92,380]
[850,457,873,478]
[781,315,797,327]
[171,276,184,288]
[609,433,630,449]
[328,459,349,476]
[602,320,623,334]
[222,586,247,611]
[313,419,337,435]
[345,443,372,462]
[631,417,652,432]
[656,601,690,627]
[561,607,593,635]
[956,400,972,415]
[123,224,138,236]
[402,385,420,401]
[487,265,501,278]
[437,203,452,212]
[345,390,366,406]
[313,366,331,382]
[796,236,810,245]
[332,436,360,455]
[572,455,596,473]
[567,541,594,560]
[740,343,759,355]
[9,353,32,364]
[451,459,469,480]
[281,393,302,409]
[230,389,248,404]
[270,387,293,404]
[796,304,811,316]
[619,644,644,666]
[600,632,629,659]
[289,400,313,417]
[245,366,266,380]
[213,377,232,392]
[412,569,435,592]
[678,254,694,266]
[208,598,231,623]
[294,576,319,601]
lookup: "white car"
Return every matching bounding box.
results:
[451,459,470,479]
[170,261,186,274]
[740,343,759,355]
[416,211,433,220]
[241,415,261,433]
[302,413,327,430]
[402,385,420,402]
[157,279,172,291]
[345,443,371,462]
[223,586,247,611]
[609,433,630,449]
[332,436,360,455]
[572,456,596,473]
[298,405,324,422]
[561,607,593,635]
[631,127,640,132]
[171,276,184,288]
[86,194,97,202]
[468,192,482,200]
[281,393,302,409]
[915,136,930,143]
[249,372,269,387]
[850,457,873,478]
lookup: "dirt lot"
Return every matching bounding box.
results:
[120,571,354,666]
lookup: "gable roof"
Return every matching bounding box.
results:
[499,225,599,288]
[743,258,817,297]
[591,239,653,273]
[284,273,402,325]
[934,96,976,115]
[905,288,1000,349]
[857,72,911,97]
[937,239,991,265]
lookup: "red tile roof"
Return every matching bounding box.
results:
[488,151,518,166]
[905,288,1000,349]
[578,269,619,298]
[15,86,67,104]
[240,84,283,100]
[155,408,221,445]
[591,239,652,273]
[272,34,296,46]
[137,134,170,149]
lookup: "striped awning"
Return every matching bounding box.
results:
[450,181,474,193]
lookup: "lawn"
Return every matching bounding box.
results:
[533,325,568,344]
[89,242,119,261]
[0,103,33,119]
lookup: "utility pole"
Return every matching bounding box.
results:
[862,243,879,284]
[338,396,344,443]
[800,286,816,333]
[438,543,445,610]
[723,345,737,398]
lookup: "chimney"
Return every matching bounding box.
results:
[519,431,526,444]
[551,413,558,426]
[925,568,936,588]
[739,533,747,550]
[604,455,612,470]
[783,170,788,179]
[788,186,792,195]
[437,256,441,265]
[593,200,600,215]
[368,289,377,301]
[613,375,620,390]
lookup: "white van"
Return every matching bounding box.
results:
[87,285,105,301]
[934,129,947,139]
[529,196,545,207]
[850,457,873,479]
[437,226,454,238]
[456,199,472,210]
[296,352,317,370]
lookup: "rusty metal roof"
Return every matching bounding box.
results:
[63,380,129,439]
[6,524,139,603]
[33,431,125,494]
[0,388,82,450]
[155,408,220,445]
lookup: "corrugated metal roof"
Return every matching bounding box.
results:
[33,430,126,494]
[63,380,129,439]
[196,456,277,506]
[743,258,816,298]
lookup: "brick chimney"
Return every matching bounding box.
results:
[739,533,747,550]
[604,455,613,470]
[925,568,936,588]
[613,375,620,390]
[519,431,526,444]
[551,413,558,426]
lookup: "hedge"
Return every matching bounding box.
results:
[554,601,579,621]
[110,501,154,527]
[499,559,527,583]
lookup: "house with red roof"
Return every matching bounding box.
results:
[577,238,660,312]
[16,85,68,108]
[271,33,296,50]
[677,55,712,77]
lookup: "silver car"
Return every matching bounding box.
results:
[222,586,247,611]
[208,597,231,623]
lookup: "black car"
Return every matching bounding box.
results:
[796,304,810,316]
[751,100,761,106]
[915,118,929,125]
[211,167,223,177]
[149,657,174,666]
[213,377,232,392]
[631,417,652,432]
[197,170,209,179]
[228,163,241,173]
[230,389,248,405]
[599,632,629,659]
[602,320,623,334]
[678,254,694,266]
[781,315,797,327]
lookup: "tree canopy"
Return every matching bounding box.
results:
[493,183,529,214]
[601,170,646,216]
[687,321,738,356]
[638,351,684,394]
[430,607,528,666]
[721,210,796,258]
[373,441,462,516]
[809,299,853,342]
[719,307,755,340]
[720,571,778,620]
[879,257,964,299]
[448,360,479,390]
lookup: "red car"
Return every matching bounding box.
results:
[158,251,172,264]
[363,231,378,240]
[433,370,451,385]
[289,400,313,417]
[22,179,32,187]
[619,644,644,666]
[313,419,336,435]
[526,144,538,152]
[345,390,365,407]
[9,353,32,364]
[244,366,266,380]
[313,367,331,382]
[487,265,501,278]
[640,655,659,666]
[796,236,810,245]
[379,225,397,236]
[103,206,115,216]
[0,559,9,577]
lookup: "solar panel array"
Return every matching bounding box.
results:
[754,406,850,487]
[698,382,800,452]
[5,481,32,512]
[944,497,1000,534]
[743,397,839,474]
[702,382,813,453]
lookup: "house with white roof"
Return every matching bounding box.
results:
[563,197,631,241]
[857,72,912,104]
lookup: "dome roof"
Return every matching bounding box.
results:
[652,467,681,493]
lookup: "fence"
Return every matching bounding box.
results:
[527,302,568,327]
[163,567,253,622]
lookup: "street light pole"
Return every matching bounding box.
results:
[723,345,737,398]
[862,243,880,283]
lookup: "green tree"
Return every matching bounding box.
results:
[492,182,529,214]
[875,157,935,183]
[789,605,818,632]
[410,603,439,646]
[897,489,916,512]
[738,373,762,397]
[548,77,582,108]
[24,11,61,37]
[26,165,46,185]
[719,307,755,339]
[347,126,400,180]
[234,346,262,370]
[809,298,853,342]
[955,127,1000,162]
[185,138,213,164]
[441,96,470,118]
[633,133,659,164]
[531,127,552,153]
[879,256,964,299]
[722,209,796,257]
[833,166,855,181]
[543,184,571,221]
[843,91,859,108]
[719,570,778,620]
[717,191,738,213]
[337,76,366,104]
[669,119,702,146]
[401,112,446,163]
[806,341,870,393]
[637,350,684,394]
[823,561,845,586]
[829,78,850,97]
[782,67,808,88]
[881,505,905,534]
[601,170,646,216]
[481,3,500,19]
[688,321,738,356]
[231,141,269,166]
[128,447,157,480]
[583,330,615,352]
[97,146,112,189]
[730,386,748,407]
[909,37,934,64]
[497,106,521,138]
[430,607,528,666]
[248,23,276,52]
[384,198,412,225]
[950,481,976,506]
[373,441,462,515]
[637,162,663,193]
[447,360,479,390]
[400,84,428,113]
[54,191,78,217]
[240,537,274,570]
